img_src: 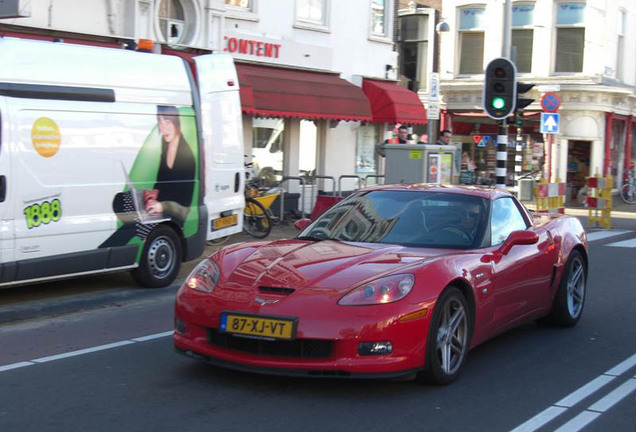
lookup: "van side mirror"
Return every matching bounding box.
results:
[499,230,539,255]
[294,218,312,231]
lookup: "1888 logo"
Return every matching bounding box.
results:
[23,199,62,229]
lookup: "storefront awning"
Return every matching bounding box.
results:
[362,79,427,125]
[236,63,373,122]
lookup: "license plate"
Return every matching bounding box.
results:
[220,312,297,340]
[212,214,238,230]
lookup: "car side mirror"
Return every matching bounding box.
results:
[294,218,312,231]
[499,230,539,255]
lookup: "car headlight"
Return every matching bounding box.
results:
[338,274,414,306]
[186,259,220,293]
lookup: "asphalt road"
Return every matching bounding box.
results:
[0,212,635,432]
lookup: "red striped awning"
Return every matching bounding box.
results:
[362,79,427,125]
[236,63,372,122]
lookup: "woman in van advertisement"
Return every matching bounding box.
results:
[100,105,199,285]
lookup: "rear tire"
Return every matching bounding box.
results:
[243,198,272,239]
[132,225,182,288]
[546,250,586,327]
[419,287,472,385]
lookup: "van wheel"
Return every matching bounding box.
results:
[132,225,182,288]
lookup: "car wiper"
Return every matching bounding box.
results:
[297,235,327,242]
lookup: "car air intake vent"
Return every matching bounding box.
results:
[208,329,333,358]
[259,286,295,295]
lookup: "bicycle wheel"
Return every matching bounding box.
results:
[244,198,272,238]
[620,183,636,204]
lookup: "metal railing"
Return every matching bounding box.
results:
[337,175,362,197]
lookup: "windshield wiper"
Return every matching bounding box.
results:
[297,235,327,242]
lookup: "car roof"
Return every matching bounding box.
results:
[358,183,512,201]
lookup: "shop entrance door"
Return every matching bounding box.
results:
[566,140,591,205]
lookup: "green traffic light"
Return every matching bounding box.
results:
[492,97,506,109]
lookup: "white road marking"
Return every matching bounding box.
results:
[587,377,636,413]
[31,340,135,363]
[554,375,615,407]
[552,411,600,432]
[509,407,567,432]
[0,361,34,372]
[0,330,172,373]
[552,377,636,432]
[605,353,636,376]
[509,353,636,432]
[606,238,636,248]
[586,230,630,242]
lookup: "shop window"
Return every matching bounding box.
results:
[252,118,284,185]
[356,124,378,176]
[555,2,585,73]
[458,7,485,75]
[370,0,390,39]
[512,4,534,73]
[295,0,328,30]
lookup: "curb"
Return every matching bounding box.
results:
[0,284,179,325]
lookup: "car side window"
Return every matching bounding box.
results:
[490,197,528,245]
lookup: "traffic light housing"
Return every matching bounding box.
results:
[516,82,535,112]
[483,58,517,120]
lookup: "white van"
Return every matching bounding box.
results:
[0,37,244,288]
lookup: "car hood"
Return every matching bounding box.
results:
[215,239,451,297]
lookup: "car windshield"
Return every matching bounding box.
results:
[299,190,489,249]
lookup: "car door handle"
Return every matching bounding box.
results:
[0,175,5,202]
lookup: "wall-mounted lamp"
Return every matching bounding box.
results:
[436,20,450,33]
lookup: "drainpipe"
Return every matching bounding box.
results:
[625,116,633,172]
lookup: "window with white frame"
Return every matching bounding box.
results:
[296,0,327,27]
[158,0,186,44]
[555,2,586,73]
[225,0,252,9]
[512,3,534,73]
[616,9,626,81]
[370,0,390,38]
[458,6,485,75]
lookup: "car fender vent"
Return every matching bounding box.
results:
[259,286,295,295]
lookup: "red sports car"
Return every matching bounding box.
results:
[174,185,588,384]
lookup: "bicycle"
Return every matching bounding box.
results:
[620,166,636,204]
[208,164,280,244]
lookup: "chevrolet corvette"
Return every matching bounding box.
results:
[174,185,588,384]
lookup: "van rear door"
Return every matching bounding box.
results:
[0,98,15,265]
[193,54,245,241]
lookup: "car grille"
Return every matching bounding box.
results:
[207,329,333,359]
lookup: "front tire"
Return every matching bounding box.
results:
[132,225,182,288]
[243,198,272,239]
[620,183,636,204]
[547,250,586,327]
[419,287,472,385]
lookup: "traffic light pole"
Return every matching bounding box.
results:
[496,121,508,189]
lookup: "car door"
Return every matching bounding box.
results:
[489,197,550,329]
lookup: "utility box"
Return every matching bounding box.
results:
[383,144,459,184]
[518,178,535,201]
[0,0,31,18]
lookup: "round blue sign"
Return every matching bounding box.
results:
[541,92,561,113]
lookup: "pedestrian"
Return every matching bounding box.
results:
[385,125,409,144]
[436,129,452,145]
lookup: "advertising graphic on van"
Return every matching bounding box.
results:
[23,198,62,229]
[99,105,199,249]
[31,117,61,158]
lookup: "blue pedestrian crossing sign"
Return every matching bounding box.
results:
[540,113,560,134]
